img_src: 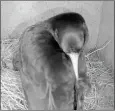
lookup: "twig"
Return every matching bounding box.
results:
[85,40,111,57]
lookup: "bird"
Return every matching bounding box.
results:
[13,12,90,110]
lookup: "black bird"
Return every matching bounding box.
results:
[13,12,90,110]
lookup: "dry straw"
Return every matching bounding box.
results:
[1,36,114,110]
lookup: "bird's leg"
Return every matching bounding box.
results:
[78,92,84,110]
[77,77,91,110]
[73,83,78,110]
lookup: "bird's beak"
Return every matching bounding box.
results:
[68,53,79,80]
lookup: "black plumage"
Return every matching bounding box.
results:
[13,12,90,110]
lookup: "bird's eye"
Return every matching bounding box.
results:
[76,48,81,53]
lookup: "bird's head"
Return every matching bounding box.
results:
[58,26,85,53]
[50,12,89,79]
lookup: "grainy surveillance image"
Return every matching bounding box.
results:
[1,1,114,110]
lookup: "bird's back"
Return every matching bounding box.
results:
[18,21,76,110]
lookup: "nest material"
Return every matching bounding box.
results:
[1,38,114,110]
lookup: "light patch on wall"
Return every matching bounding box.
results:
[81,1,103,16]
[1,1,103,44]
[13,1,36,15]
[1,1,38,39]
[81,1,103,51]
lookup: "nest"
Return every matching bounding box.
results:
[1,37,114,110]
